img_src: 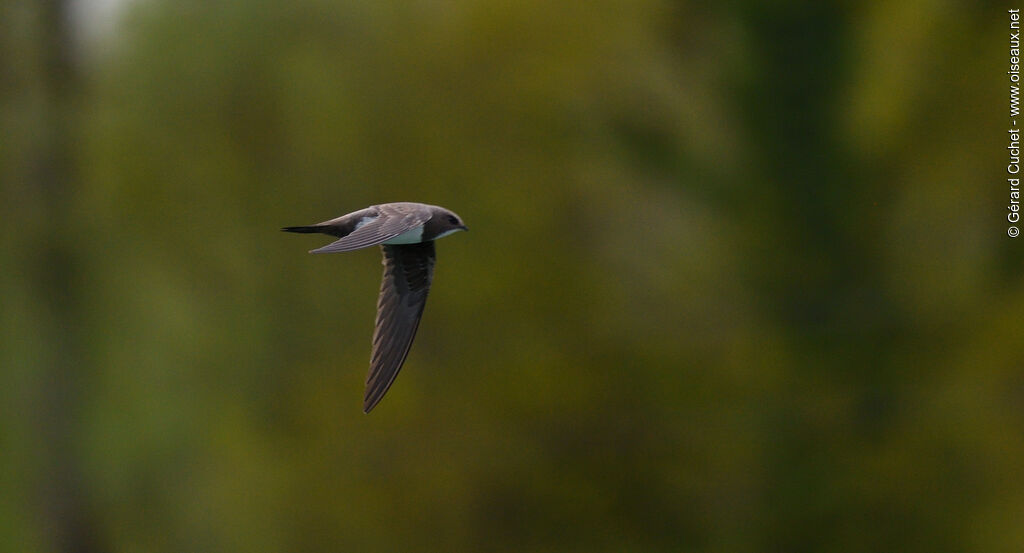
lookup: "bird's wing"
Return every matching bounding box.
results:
[363,241,436,413]
[310,204,427,254]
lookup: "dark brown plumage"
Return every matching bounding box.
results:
[364,241,435,413]
[283,202,466,413]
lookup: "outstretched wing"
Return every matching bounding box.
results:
[363,241,436,413]
[310,204,427,254]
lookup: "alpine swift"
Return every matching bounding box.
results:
[282,202,468,413]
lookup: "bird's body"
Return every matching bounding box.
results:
[283,202,467,413]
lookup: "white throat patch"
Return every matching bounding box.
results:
[432,228,464,240]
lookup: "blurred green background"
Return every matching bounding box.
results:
[1,0,1020,551]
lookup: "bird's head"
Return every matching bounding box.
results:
[430,206,468,239]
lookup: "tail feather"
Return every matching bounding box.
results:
[282,223,348,239]
[281,225,325,234]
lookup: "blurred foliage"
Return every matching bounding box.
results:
[1,0,1021,552]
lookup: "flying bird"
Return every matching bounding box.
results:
[283,202,468,413]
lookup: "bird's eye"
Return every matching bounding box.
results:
[447,216,459,225]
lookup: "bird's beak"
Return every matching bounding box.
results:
[459,225,469,231]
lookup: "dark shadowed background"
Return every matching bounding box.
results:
[1,1,1019,552]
